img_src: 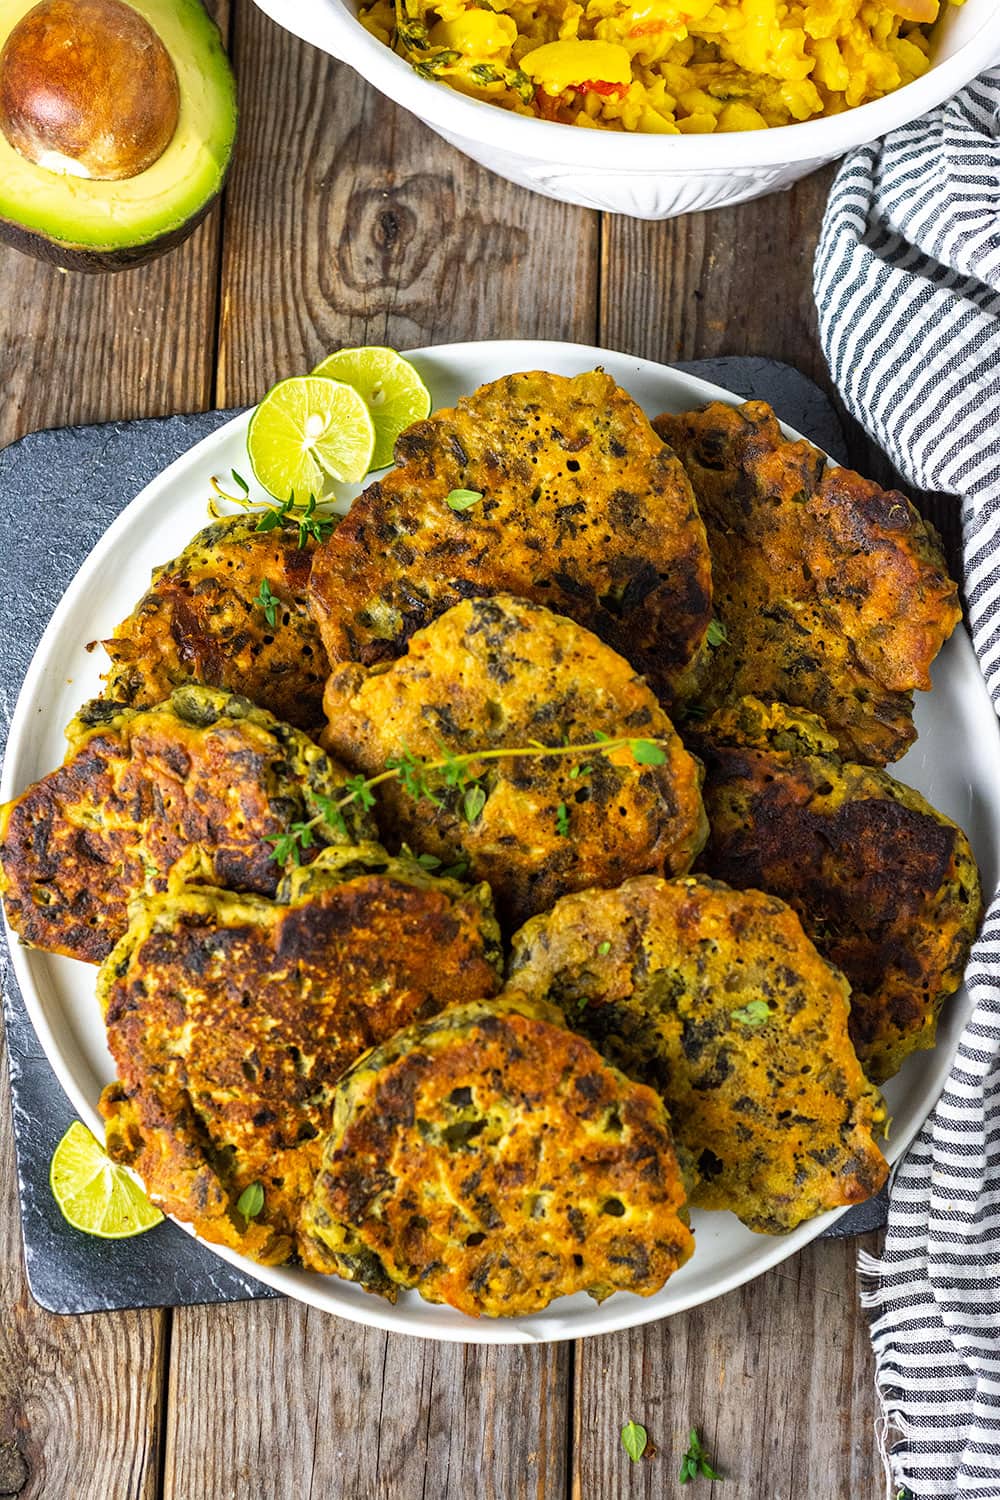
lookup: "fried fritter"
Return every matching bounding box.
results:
[653,401,961,764]
[507,875,888,1234]
[308,369,713,705]
[300,994,694,1315]
[321,594,708,930]
[101,515,328,731]
[98,848,503,1266]
[690,697,982,1083]
[0,686,375,964]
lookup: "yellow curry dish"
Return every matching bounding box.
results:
[360,0,962,133]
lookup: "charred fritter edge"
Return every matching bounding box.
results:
[321,594,708,930]
[101,515,329,731]
[507,874,889,1235]
[300,994,694,1316]
[308,368,713,705]
[0,684,376,964]
[690,697,983,1083]
[654,400,961,764]
[98,847,503,1267]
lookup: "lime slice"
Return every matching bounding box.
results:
[247,375,376,502]
[311,346,431,471]
[50,1121,164,1238]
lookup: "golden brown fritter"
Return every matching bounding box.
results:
[300,994,694,1315]
[321,594,708,930]
[101,515,328,731]
[0,686,375,964]
[507,875,888,1234]
[690,697,982,1084]
[98,848,503,1267]
[308,369,713,705]
[653,401,961,764]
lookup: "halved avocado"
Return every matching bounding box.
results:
[0,0,236,271]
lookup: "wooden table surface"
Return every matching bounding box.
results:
[0,5,901,1497]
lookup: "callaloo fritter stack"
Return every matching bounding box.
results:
[321,594,707,929]
[691,697,982,1084]
[101,515,329,731]
[308,369,713,705]
[654,400,960,764]
[0,685,374,963]
[507,875,889,1234]
[301,995,694,1315]
[99,848,503,1266]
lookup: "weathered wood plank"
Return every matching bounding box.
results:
[163,9,595,1499]
[600,169,836,391]
[571,1232,882,1500]
[214,2,599,400]
[0,8,228,1491]
[164,1300,569,1500]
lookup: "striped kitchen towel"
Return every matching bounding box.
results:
[814,70,1000,1500]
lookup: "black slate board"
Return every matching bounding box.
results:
[0,358,886,1318]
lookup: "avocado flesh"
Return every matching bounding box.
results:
[0,0,236,266]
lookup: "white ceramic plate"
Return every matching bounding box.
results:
[4,340,997,1344]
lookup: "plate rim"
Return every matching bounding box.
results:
[1,337,992,1343]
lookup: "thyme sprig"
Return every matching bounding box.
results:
[266,734,669,866]
[209,470,337,546]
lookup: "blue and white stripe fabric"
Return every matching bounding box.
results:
[814,71,1000,1500]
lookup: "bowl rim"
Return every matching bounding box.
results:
[253,0,1000,169]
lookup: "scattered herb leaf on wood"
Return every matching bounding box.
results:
[679,1428,722,1484]
[621,1421,648,1462]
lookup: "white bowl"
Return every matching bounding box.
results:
[253,0,1000,217]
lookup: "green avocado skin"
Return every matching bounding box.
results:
[0,0,237,272]
[0,193,219,272]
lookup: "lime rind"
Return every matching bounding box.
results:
[247,375,376,502]
[311,346,431,471]
[50,1121,164,1239]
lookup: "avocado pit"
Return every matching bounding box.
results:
[0,0,180,181]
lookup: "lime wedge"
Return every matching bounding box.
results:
[311,346,431,471]
[50,1121,164,1238]
[247,375,376,502]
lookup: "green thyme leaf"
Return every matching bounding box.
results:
[255,578,279,628]
[464,783,487,823]
[344,774,377,811]
[311,793,348,838]
[231,468,250,494]
[265,831,301,866]
[446,489,484,511]
[291,820,315,851]
[731,1000,770,1027]
[255,508,281,533]
[621,1422,648,1463]
[414,851,442,870]
[598,940,611,956]
[706,617,728,647]
[630,738,667,766]
[679,1428,722,1483]
[236,1182,265,1220]
[555,802,571,838]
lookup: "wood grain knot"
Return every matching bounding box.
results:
[0,1442,29,1497]
[331,170,528,318]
